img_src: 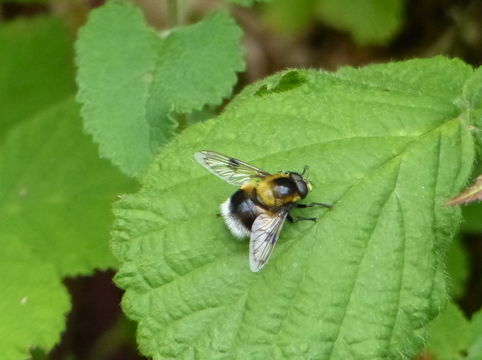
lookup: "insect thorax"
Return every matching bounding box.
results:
[255,175,301,207]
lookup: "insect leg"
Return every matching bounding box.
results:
[290,215,317,223]
[301,165,310,176]
[296,202,332,209]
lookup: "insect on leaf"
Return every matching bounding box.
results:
[112,57,481,359]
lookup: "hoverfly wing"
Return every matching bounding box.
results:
[194,150,270,186]
[249,211,288,272]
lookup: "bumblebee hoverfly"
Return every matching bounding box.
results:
[195,150,332,272]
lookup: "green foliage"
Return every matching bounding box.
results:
[112,57,481,359]
[317,0,404,45]
[76,1,245,177]
[0,16,75,139]
[0,98,135,276]
[460,159,482,233]
[0,239,70,360]
[263,0,404,44]
[263,0,317,34]
[446,237,469,299]
[427,302,482,360]
[462,203,482,233]
[0,97,134,358]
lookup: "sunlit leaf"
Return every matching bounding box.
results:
[76,1,244,177]
[112,57,481,359]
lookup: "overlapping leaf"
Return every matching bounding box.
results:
[76,1,245,177]
[112,57,481,359]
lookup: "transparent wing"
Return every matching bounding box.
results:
[249,211,288,272]
[194,150,270,186]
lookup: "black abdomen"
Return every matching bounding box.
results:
[229,189,261,230]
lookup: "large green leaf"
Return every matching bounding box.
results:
[0,16,75,138]
[0,98,135,276]
[317,0,404,45]
[76,1,245,177]
[0,98,135,358]
[112,57,480,359]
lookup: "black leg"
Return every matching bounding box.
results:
[296,202,332,209]
[291,215,317,223]
[287,214,294,223]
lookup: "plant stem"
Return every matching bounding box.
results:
[167,0,181,27]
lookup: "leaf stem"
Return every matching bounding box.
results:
[167,0,182,27]
[85,316,137,360]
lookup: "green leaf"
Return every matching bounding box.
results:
[469,309,482,344]
[262,0,317,34]
[460,159,482,233]
[426,302,470,360]
[76,1,245,177]
[0,239,70,360]
[112,57,479,359]
[0,98,135,276]
[461,202,482,233]
[0,16,75,139]
[316,0,404,45]
[446,237,469,299]
[426,304,482,360]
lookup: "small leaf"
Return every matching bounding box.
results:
[426,302,470,360]
[255,70,307,96]
[425,304,482,360]
[447,175,482,205]
[112,57,480,359]
[316,0,404,45]
[461,202,482,233]
[76,1,245,177]
[262,0,317,34]
[470,311,482,345]
[446,237,469,298]
[0,16,75,139]
[0,239,70,360]
[460,161,482,232]
[0,98,135,276]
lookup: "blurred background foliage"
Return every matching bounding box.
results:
[0,0,481,359]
